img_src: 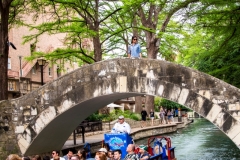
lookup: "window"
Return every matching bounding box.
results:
[30,44,36,55]
[48,67,52,76]
[32,65,36,74]
[57,66,61,78]
[8,80,15,91]
[8,58,11,69]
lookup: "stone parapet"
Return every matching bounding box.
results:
[0,100,21,159]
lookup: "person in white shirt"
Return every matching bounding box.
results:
[111,115,131,134]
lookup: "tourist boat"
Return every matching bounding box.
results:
[103,133,176,160]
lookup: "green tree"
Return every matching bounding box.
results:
[24,0,123,64]
[122,0,200,114]
[178,0,240,87]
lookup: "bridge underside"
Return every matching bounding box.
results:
[24,93,140,155]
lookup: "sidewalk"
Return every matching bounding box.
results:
[63,123,177,150]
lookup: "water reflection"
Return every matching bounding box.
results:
[136,118,240,160]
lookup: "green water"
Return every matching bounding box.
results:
[136,118,240,160]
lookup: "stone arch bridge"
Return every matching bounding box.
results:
[1,58,240,156]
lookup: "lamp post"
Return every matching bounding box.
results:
[18,56,23,96]
[18,56,22,77]
[37,58,46,86]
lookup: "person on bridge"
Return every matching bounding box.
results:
[149,109,155,126]
[111,115,131,134]
[128,36,142,58]
[140,107,148,128]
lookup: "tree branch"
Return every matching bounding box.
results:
[99,8,122,24]
[161,0,199,32]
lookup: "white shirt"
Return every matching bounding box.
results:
[51,157,65,160]
[111,121,131,134]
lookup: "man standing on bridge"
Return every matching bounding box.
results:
[111,115,131,134]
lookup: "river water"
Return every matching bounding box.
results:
[136,118,240,160]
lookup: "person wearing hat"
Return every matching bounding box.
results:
[98,148,108,154]
[137,145,150,160]
[111,115,131,134]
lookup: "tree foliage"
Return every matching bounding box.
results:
[155,97,190,111]
[178,0,240,87]
[23,0,126,64]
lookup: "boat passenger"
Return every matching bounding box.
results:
[113,149,122,160]
[43,156,50,160]
[63,149,74,160]
[22,156,31,160]
[77,149,86,160]
[123,144,139,160]
[98,148,108,156]
[71,155,80,160]
[111,115,131,134]
[107,151,114,160]
[51,150,65,160]
[95,152,107,160]
[137,145,150,160]
[32,155,41,160]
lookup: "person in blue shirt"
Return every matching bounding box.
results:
[128,36,142,58]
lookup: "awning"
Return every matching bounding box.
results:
[107,103,123,108]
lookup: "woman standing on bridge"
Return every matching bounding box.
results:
[128,36,142,58]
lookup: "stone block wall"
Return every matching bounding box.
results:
[0,100,21,159]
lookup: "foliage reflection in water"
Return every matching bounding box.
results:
[136,118,240,160]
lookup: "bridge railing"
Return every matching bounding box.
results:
[75,120,103,134]
[73,120,102,144]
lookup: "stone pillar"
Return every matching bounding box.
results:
[0,100,21,159]
[145,96,154,114]
[135,96,142,113]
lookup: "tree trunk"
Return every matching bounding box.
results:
[145,31,159,59]
[145,96,154,115]
[93,36,102,62]
[144,28,159,114]
[0,1,11,100]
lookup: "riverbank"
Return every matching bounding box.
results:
[62,117,191,155]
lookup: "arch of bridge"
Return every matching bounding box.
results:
[1,58,240,155]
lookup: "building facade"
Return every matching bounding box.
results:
[7,14,93,99]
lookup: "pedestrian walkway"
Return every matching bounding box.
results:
[62,123,177,150]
